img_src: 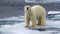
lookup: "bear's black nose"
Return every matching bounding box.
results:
[27,7,29,10]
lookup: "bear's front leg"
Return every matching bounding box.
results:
[25,16,30,27]
[31,16,36,27]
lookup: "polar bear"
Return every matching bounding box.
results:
[24,5,46,27]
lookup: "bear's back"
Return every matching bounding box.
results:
[31,5,46,16]
[31,5,45,11]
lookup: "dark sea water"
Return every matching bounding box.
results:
[0,3,60,18]
[0,5,24,18]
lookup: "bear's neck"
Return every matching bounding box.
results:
[27,10,32,16]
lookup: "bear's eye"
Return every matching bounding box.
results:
[27,7,29,10]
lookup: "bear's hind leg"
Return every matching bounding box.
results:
[40,15,46,26]
[37,17,41,25]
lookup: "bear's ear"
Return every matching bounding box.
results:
[27,7,29,10]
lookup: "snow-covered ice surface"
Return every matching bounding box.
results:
[48,11,60,14]
[48,11,60,20]
[0,15,60,34]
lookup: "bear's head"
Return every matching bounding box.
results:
[24,5,32,16]
[24,5,31,12]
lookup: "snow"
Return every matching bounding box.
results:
[48,11,60,20]
[0,15,60,34]
[48,11,60,14]
[0,16,24,21]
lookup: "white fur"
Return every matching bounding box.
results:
[24,5,46,27]
[31,5,46,20]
